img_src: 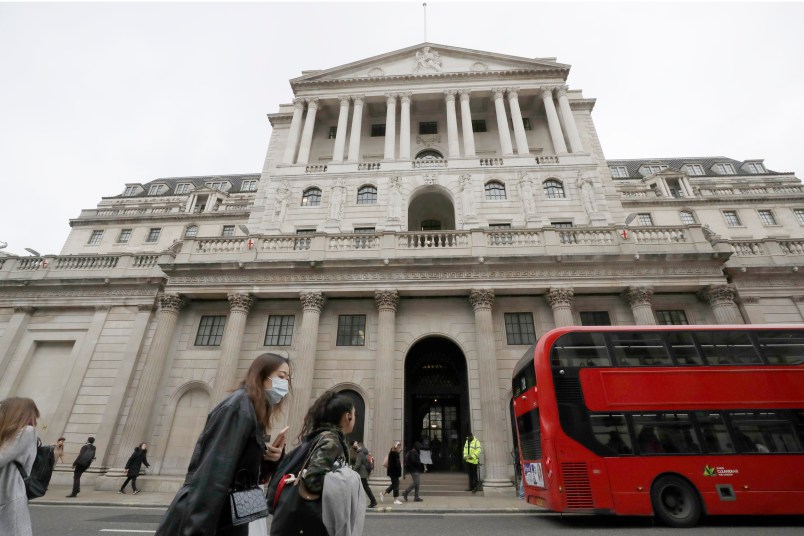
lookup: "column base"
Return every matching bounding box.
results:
[368,475,391,487]
[480,478,515,495]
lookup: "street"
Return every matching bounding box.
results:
[30,505,804,535]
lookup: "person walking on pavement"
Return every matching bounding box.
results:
[52,437,65,464]
[352,441,378,508]
[463,432,482,493]
[402,442,424,502]
[67,436,96,497]
[380,441,403,505]
[119,442,150,494]
[0,397,39,536]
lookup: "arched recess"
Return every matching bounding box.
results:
[334,386,366,447]
[158,381,212,475]
[404,336,470,471]
[407,186,456,231]
[415,149,444,160]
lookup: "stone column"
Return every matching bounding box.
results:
[444,90,460,158]
[210,294,256,407]
[492,88,514,156]
[541,87,568,154]
[469,289,512,491]
[555,86,583,153]
[0,306,34,385]
[507,88,530,156]
[281,98,305,165]
[370,290,399,486]
[117,293,186,464]
[699,285,743,324]
[286,291,326,442]
[623,287,657,325]
[332,96,351,163]
[296,97,319,165]
[399,93,412,160]
[547,288,575,327]
[459,90,476,157]
[384,94,397,161]
[347,95,365,162]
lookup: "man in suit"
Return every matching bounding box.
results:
[67,436,96,497]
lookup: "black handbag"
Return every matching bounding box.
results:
[229,469,269,526]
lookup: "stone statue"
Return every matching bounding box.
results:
[272,181,291,223]
[388,176,402,221]
[329,178,346,221]
[414,46,443,73]
[578,173,598,215]
[518,173,537,217]
[460,174,476,220]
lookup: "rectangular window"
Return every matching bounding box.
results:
[552,221,573,228]
[175,183,191,194]
[729,411,802,453]
[580,311,611,326]
[644,165,668,175]
[746,162,766,174]
[123,186,138,196]
[336,315,366,346]
[590,414,633,455]
[666,331,703,365]
[371,124,386,137]
[756,331,804,365]
[550,332,611,368]
[265,315,295,346]
[686,164,705,176]
[609,332,671,366]
[148,185,162,196]
[610,166,628,178]
[117,229,132,244]
[715,163,736,175]
[522,117,532,130]
[195,315,226,346]
[471,119,487,133]
[680,211,696,225]
[88,230,103,245]
[517,409,542,460]
[241,180,258,192]
[637,213,654,226]
[328,126,337,139]
[795,209,804,225]
[146,228,161,243]
[419,121,438,135]
[695,330,760,365]
[656,310,688,325]
[222,225,235,237]
[758,209,777,225]
[723,210,742,226]
[489,223,511,229]
[504,313,537,345]
[207,181,227,191]
[632,413,701,454]
[694,412,735,453]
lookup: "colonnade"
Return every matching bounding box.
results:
[281,86,584,165]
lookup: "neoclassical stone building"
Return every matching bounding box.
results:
[1,43,802,493]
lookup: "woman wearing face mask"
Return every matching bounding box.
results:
[156,353,291,536]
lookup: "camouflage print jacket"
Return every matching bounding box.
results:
[300,424,350,495]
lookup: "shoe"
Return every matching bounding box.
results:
[368,502,377,508]
[380,492,384,503]
[118,490,125,494]
[402,491,409,502]
[133,490,141,495]
[393,499,403,505]
[465,488,474,492]
[414,498,424,502]
[66,494,77,498]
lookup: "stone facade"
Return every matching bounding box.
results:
[1,43,803,493]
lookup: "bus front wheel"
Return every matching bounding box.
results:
[650,475,702,528]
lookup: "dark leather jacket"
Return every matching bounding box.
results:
[155,389,266,535]
[125,447,150,477]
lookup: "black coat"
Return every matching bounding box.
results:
[386,450,402,478]
[405,449,423,474]
[155,389,266,536]
[125,447,150,478]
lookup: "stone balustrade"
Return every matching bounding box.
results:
[631,227,687,244]
[328,233,381,251]
[486,230,541,247]
[558,229,616,245]
[55,255,120,270]
[412,158,448,169]
[480,158,504,167]
[535,156,559,164]
[357,162,381,171]
[195,238,246,253]
[305,164,328,173]
[779,241,804,255]
[0,252,173,281]
[397,231,470,249]
[730,241,765,256]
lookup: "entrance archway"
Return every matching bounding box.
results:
[407,189,456,231]
[404,337,470,471]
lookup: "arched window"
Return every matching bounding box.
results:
[544,179,565,199]
[484,180,506,200]
[415,149,444,160]
[680,210,696,225]
[184,224,198,238]
[357,185,377,205]
[302,187,321,206]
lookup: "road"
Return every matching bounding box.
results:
[30,505,804,535]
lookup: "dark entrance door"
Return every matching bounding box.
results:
[404,337,470,471]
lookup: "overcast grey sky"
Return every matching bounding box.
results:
[1,1,803,256]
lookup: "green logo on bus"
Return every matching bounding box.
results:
[703,465,716,477]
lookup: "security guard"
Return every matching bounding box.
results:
[462,432,482,492]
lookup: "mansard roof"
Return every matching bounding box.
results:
[106,173,260,199]
[605,157,785,179]
[290,42,570,88]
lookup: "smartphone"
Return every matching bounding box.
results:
[272,426,290,447]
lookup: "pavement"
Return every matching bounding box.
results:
[35,485,539,514]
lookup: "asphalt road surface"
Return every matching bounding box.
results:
[30,504,804,535]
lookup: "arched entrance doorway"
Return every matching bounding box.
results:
[407,188,456,231]
[338,389,365,447]
[404,337,470,471]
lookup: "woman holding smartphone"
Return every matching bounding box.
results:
[156,353,291,536]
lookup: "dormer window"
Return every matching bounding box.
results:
[715,163,736,175]
[123,186,138,197]
[686,164,705,176]
[746,162,766,174]
[241,180,258,192]
[148,184,164,196]
[175,183,192,194]
[206,181,229,191]
[642,164,668,176]
[610,166,628,178]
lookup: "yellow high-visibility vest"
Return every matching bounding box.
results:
[463,437,482,464]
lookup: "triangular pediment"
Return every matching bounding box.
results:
[291,43,569,86]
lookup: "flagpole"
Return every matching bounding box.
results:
[423,3,427,42]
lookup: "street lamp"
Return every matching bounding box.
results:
[238,225,251,235]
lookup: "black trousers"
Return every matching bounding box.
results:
[121,475,139,492]
[361,477,377,505]
[467,463,479,490]
[384,476,400,497]
[72,465,87,495]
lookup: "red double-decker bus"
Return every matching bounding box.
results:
[511,325,804,527]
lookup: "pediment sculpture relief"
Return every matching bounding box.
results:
[413,46,443,73]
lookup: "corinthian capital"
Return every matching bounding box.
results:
[338,95,352,106]
[305,97,319,110]
[491,88,506,100]
[292,98,306,110]
[159,293,187,313]
[546,288,574,308]
[555,85,569,98]
[469,288,495,310]
[506,87,520,100]
[385,93,398,104]
[400,92,412,104]
[698,284,737,306]
[623,287,654,308]
[540,87,555,100]
[352,94,366,106]
[443,89,457,102]
[458,89,472,102]
[375,289,400,312]
[228,293,255,313]
[300,291,326,312]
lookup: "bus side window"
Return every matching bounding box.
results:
[729,411,803,454]
[756,331,804,365]
[590,414,633,455]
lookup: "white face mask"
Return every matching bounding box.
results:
[266,377,289,404]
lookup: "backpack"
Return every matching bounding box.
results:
[366,452,375,473]
[15,438,56,500]
[75,444,96,467]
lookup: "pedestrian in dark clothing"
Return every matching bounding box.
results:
[155,353,291,536]
[67,437,96,497]
[119,443,150,494]
[381,441,402,504]
[352,441,377,508]
[402,442,424,502]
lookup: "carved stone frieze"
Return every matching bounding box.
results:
[469,288,495,310]
[159,293,187,313]
[300,291,326,312]
[375,289,400,312]
[623,286,654,307]
[227,293,255,313]
[546,288,574,308]
[698,284,736,306]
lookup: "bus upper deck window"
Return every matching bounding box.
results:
[551,332,610,368]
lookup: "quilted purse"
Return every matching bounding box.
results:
[229,469,269,526]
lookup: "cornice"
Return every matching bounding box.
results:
[619,193,804,207]
[568,99,596,111]
[70,208,255,227]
